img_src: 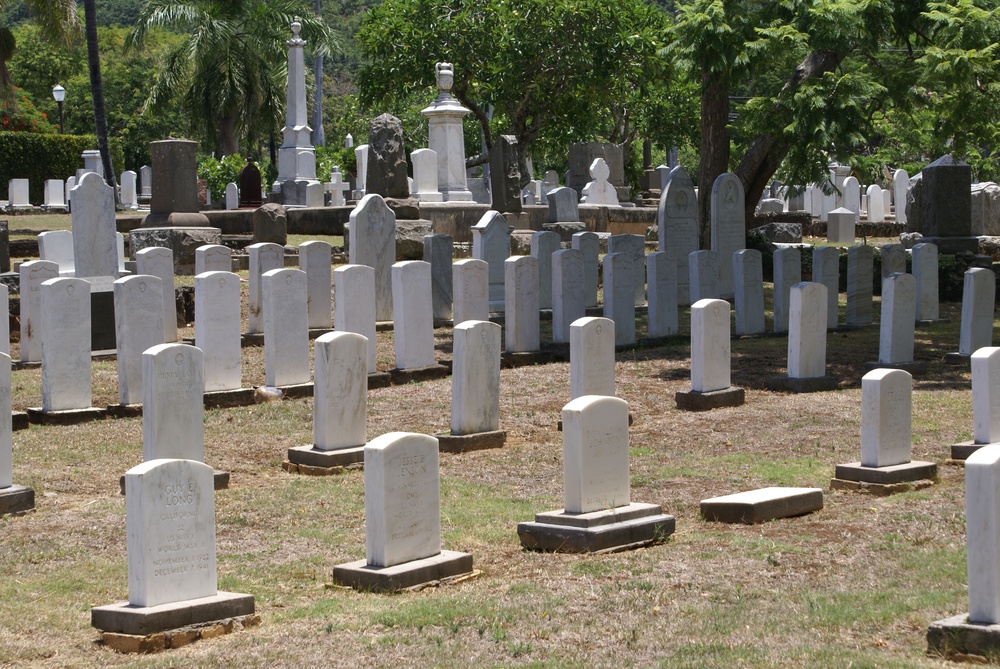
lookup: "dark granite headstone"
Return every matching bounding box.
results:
[489,135,521,214]
[239,160,263,208]
[252,203,288,245]
[143,139,210,227]
[919,155,971,237]
[366,114,408,198]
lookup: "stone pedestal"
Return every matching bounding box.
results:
[831,460,937,496]
[421,63,474,202]
[130,227,222,275]
[333,550,474,593]
[92,591,255,637]
[517,502,674,554]
[700,487,823,524]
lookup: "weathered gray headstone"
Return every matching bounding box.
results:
[489,135,521,214]
[366,114,408,198]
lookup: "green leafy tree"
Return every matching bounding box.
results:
[357,0,675,185]
[126,0,337,157]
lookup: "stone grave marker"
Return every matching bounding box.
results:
[195,244,232,275]
[238,160,263,208]
[411,148,443,202]
[952,348,1000,461]
[262,268,309,387]
[349,194,396,321]
[142,343,204,462]
[603,253,636,346]
[424,234,453,321]
[657,166,698,304]
[880,243,906,279]
[676,298,745,410]
[912,243,940,322]
[893,169,908,225]
[646,251,678,338]
[327,167,350,206]
[571,231,599,307]
[710,173,745,297]
[299,240,332,329]
[114,275,165,406]
[733,249,765,336]
[688,250,719,303]
[392,261,436,369]
[874,273,921,370]
[71,172,119,279]
[489,135,521,213]
[224,183,239,210]
[609,234,645,306]
[827,207,856,244]
[39,278,91,412]
[451,320,502,435]
[120,171,138,210]
[353,144,369,199]
[531,231,561,311]
[920,155,973,245]
[846,244,874,326]
[18,260,59,363]
[139,164,152,199]
[247,242,284,335]
[866,185,884,223]
[195,271,242,392]
[958,268,996,357]
[552,249,585,344]
[136,247,178,343]
[843,176,861,222]
[452,259,489,326]
[7,179,30,209]
[570,317,615,400]
[0,352,33,514]
[773,248,801,333]
[471,210,511,312]
[547,187,580,223]
[504,256,540,353]
[334,265,378,374]
[775,282,838,392]
[812,247,840,328]
[43,179,66,211]
[366,114,408,198]
[580,158,618,206]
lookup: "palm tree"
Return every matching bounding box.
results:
[127,0,336,157]
[82,0,117,198]
[0,0,78,92]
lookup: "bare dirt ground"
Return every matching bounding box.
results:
[0,280,985,669]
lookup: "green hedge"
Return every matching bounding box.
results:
[0,132,125,204]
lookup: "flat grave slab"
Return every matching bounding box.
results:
[389,364,450,384]
[333,550,474,593]
[768,376,839,393]
[27,406,106,426]
[675,387,745,411]
[437,430,506,454]
[518,502,675,553]
[833,460,937,485]
[700,487,823,524]
[951,441,991,461]
[0,485,34,515]
[286,444,365,469]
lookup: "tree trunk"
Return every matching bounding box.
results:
[217,113,240,157]
[698,70,730,249]
[83,0,118,204]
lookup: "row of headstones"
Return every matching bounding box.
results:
[7,168,151,212]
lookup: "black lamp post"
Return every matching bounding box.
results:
[52,84,65,134]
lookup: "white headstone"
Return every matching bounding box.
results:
[411,148,443,202]
[552,249,585,344]
[65,176,76,207]
[392,261,436,368]
[299,240,332,329]
[911,243,939,321]
[136,247,178,343]
[314,332,368,450]
[364,432,441,568]
[71,172,118,279]
[571,231,599,308]
[19,260,59,362]
[580,158,618,206]
[452,259,489,326]
[773,247,801,333]
[866,184,884,223]
[812,246,840,328]
[37,229,75,276]
[327,167,350,206]
[0,353,10,487]
[827,207,856,244]
[0,287,7,357]
[846,244,874,326]
[195,244,232,275]
[247,242,284,334]
[646,251,678,338]
[139,165,152,198]
[114,275,165,405]
[349,194,396,321]
[40,277,91,411]
[262,268,310,386]
[452,320,501,435]
[973,348,1000,445]
[603,252,636,346]
[788,282,828,379]
[124,458,216,607]
[354,144,369,197]
[842,176,861,223]
[7,178,29,208]
[224,182,239,210]
[471,210,511,312]
[542,170,560,198]
[691,298,731,393]
[195,271,242,392]
[547,187,580,223]
[120,170,138,210]
[609,234,646,306]
[966,445,1000,623]
[960,268,996,356]
[43,179,65,209]
[860,368,912,467]
[893,169,909,225]
[570,317,615,399]
[879,272,916,364]
[562,395,630,513]
[658,166,698,304]
[333,264,378,373]
[710,173,745,297]
[688,250,719,303]
[142,343,204,461]
[880,243,906,279]
[733,249,765,336]
[504,256,540,353]
[531,231,561,311]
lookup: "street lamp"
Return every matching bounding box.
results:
[51,84,65,134]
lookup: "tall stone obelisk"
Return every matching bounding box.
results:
[275,18,321,207]
[421,63,474,202]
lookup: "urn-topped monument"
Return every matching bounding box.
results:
[274,18,321,207]
[421,63,474,202]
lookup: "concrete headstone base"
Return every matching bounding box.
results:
[437,430,506,454]
[92,591,255,637]
[675,387,745,411]
[944,352,972,367]
[700,487,823,524]
[97,612,260,654]
[768,375,840,393]
[389,364,450,384]
[281,461,363,476]
[27,406,106,426]
[0,485,34,515]
[863,360,929,376]
[834,460,937,484]
[927,613,1000,661]
[501,351,556,369]
[951,440,993,461]
[286,445,365,469]
[333,550,474,593]
[830,478,934,496]
[517,502,674,554]
[107,403,142,419]
[12,411,28,431]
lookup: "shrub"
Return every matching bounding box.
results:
[0,132,125,203]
